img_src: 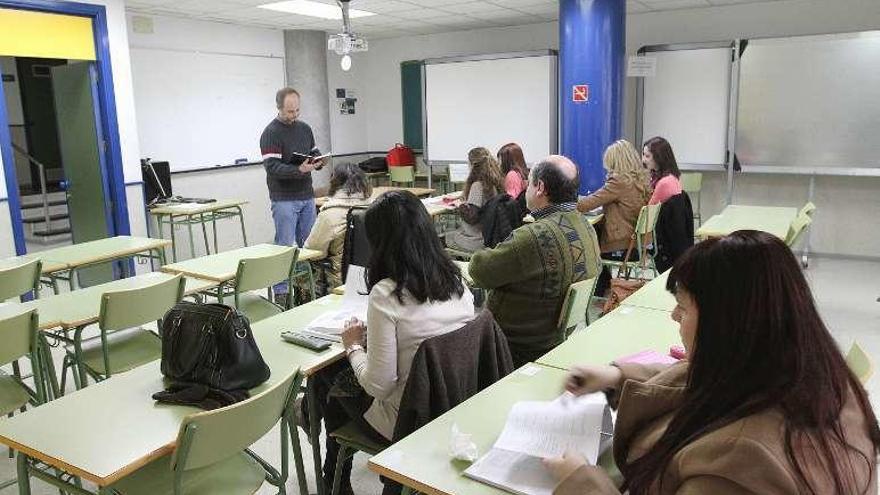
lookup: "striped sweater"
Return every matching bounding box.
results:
[259,118,319,201]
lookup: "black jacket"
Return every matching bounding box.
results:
[654,192,694,273]
[481,192,526,248]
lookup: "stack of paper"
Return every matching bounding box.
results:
[301,265,368,342]
[464,393,612,495]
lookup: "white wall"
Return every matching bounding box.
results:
[0,55,29,192]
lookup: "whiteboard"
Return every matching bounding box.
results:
[425,54,556,164]
[130,48,285,171]
[641,48,730,165]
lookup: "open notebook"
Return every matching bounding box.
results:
[300,265,368,342]
[464,392,613,495]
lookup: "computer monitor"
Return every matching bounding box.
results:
[141,160,172,204]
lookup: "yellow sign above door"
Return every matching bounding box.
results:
[0,8,95,60]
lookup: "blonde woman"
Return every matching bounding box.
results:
[577,140,651,294]
[445,147,504,253]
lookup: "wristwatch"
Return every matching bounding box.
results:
[345,344,364,357]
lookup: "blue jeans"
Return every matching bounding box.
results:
[271,198,317,295]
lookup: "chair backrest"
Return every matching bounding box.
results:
[557,277,598,337]
[235,247,298,294]
[679,173,703,193]
[0,259,41,302]
[448,163,470,184]
[799,201,817,218]
[342,207,371,283]
[389,165,415,183]
[785,212,812,247]
[635,203,662,236]
[846,342,874,385]
[0,308,38,367]
[172,369,300,471]
[99,274,185,332]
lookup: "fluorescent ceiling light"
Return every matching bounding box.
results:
[258,1,376,20]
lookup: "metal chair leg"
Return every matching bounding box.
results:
[330,446,351,495]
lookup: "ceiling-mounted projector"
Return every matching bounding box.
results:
[329,0,367,71]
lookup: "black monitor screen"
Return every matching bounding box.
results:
[142,161,172,204]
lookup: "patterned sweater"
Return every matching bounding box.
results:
[469,206,601,366]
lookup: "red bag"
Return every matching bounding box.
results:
[386,143,415,167]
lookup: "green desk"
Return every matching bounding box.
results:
[161,244,323,302]
[695,205,797,240]
[315,186,436,209]
[369,364,568,495]
[7,272,217,400]
[0,295,346,495]
[620,271,675,312]
[537,305,681,371]
[149,199,249,262]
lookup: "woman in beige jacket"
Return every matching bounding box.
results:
[547,231,880,494]
[303,163,372,288]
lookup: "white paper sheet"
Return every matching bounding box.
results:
[302,265,368,341]
[465,449,556,495]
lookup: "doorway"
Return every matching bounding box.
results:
[0,2,130,284]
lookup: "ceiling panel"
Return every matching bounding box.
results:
[126,0,785,39]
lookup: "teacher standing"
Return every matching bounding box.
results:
[260,87,324,305]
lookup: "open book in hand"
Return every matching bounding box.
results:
[301,265,368,342]
[464,392,612,495]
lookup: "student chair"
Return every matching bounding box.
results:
[602,203,662,279]
[557,276,600,339]
[230,247,298,322]
[105,370,304,495]
[0,308,44,491]
[799,201,817,218]
[61,275,185,390]
[785,212,813,249]
[846,342,874,385]
[679,173,703,227]
[0,258,42,302]
[389,166,415,187]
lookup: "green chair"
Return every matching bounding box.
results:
[0,308,44,491]
[557,276,599,339]
[230,247,298,322]
[603,203,661,279]
[389,166,415,187]
[106,370,304,495]
[846,342,874,385]
[785,212,812,248]
[62,275,185,389]
[0,258,42,302]
[447,163,469,193]
[679,172,703,227]
[799,201,817,218]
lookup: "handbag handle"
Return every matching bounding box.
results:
[615,235,637,279]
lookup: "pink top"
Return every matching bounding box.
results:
[649,174,683,205]
[504,170,527,198]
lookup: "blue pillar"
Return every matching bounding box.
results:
[560,0,625,195]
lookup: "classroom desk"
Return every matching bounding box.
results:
[0,254,67,278]
[619,271,675,312]
[149,199,249,262]
[695,205,797,240]
[369,364,568,495]
[315,186,435,208]
[161,242,320,285]
[1,295,346,495]
[4,272,217,400]
[537,305,680,371]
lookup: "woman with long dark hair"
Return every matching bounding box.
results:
[642,136,682,205]
[312,191,475,493]
[546,230,880,494]
[497,142,529,198]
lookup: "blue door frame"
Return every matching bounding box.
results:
[0,0,130,256]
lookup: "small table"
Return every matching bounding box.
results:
[537,305,680,371]
[315,186,436,209]
[161,244,324,301]
[619,271,675,312]
[369,364,567,495]
[695,205,797,240]
[16,236,171,291]
[1,295,346,495]
[149,199,249,262]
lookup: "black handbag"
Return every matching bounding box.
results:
[159,302,270,391]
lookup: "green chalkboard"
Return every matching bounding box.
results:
[400,60,423,151]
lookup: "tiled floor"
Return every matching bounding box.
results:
[1,256,878,494]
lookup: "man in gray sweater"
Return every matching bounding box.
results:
[260,87,324,304]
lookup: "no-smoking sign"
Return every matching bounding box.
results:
[572,84,589,102]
